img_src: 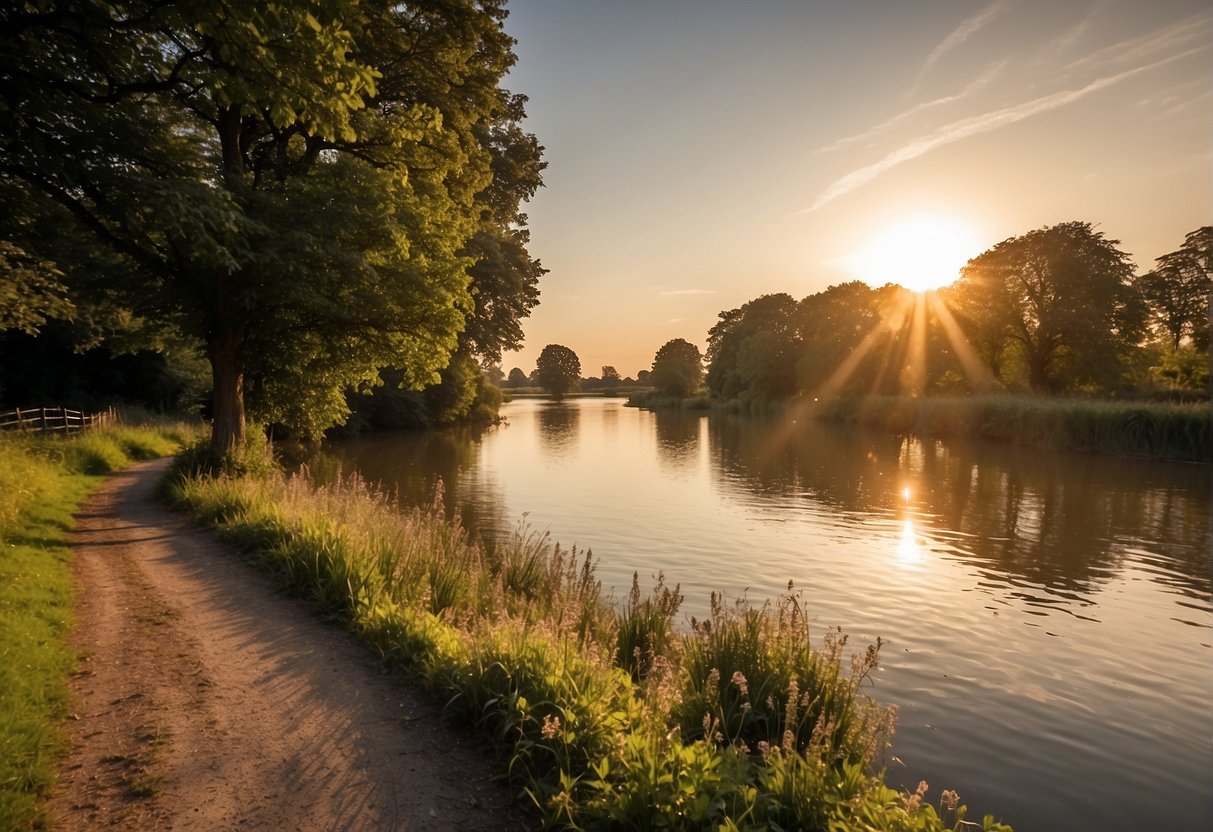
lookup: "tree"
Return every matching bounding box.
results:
[506,367,529,387]
[948,222,1143,393]
[535,344,581,399]
[650,338,703,397]
[706,293,799,399]
[1138,227,1211,351]
[1,1,526,451]
[600,365,620,391]
[636,369,651,385]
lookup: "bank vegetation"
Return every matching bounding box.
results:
[166,453,1013,831]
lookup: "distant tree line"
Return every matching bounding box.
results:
[641,222,1210,404]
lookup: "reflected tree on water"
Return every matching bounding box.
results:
[536,402,580,456]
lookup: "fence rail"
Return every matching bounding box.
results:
[0,406,116,435]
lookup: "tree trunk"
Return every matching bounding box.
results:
[208,322,247,454]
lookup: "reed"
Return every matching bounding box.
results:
[815,395,1211,462]
[167,465,1013,831]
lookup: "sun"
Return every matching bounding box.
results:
[838,216,982,293]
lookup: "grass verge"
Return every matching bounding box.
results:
[814,395,1211,462]
[0,418,201,831]
[166,462,1013,831]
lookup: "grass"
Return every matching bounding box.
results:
[813,394,1212,462]
[0,417,201,831]
[166,461,1014,831]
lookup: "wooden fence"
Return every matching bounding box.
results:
[0,406,116,435]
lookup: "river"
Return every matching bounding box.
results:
[321,397,1212,830]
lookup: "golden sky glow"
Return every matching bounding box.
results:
[836,216,983,292]
[500,0,1212,377]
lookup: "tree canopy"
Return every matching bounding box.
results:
[650,338,703,397]
[947,222,1143,393]
[1,0,540,450]
[534,344,580,399]
[1137,226,1211,351]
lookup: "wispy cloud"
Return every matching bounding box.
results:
[804,48,1206,213]
[918,1,1009,84]
[819,62,1004,154]
[658,288,717,296]
[1064,10,1211,74]
[1040,0,1108,57]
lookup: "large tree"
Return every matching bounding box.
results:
[705,293,799,399]
[1,0,528,451]
[948,222,1144,393]
[650,338,703,397]
[534,343,580,400]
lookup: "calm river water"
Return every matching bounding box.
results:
[324,397,1212,830]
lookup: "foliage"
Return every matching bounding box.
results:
[1,0,537,451]
[1138,232,1209,350]
[167,465,1014,831]
[0,421,198,830]
[945,222,1144,393]
[0,242,73,336]
[535,344,582,400]
[707,294,799,400]
[506,367,530,387]
[650,338,704,397]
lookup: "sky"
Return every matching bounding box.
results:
[496,0,1212,379]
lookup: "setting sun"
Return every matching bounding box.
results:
[839,216,983,293]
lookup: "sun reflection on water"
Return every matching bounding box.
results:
[897,518,922,566]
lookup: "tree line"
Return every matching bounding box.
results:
[1,0,544,450]
[644,222,1210,403]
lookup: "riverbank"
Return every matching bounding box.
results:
[0,421,197,830]
[627,392,1211,462]
[813,395,1211,462]
[166,457,1013,831]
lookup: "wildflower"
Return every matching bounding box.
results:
[756,740,771,759]
[541,713,562,741]
[903,780,929,813]
[940,789,960,813]
[730,670,749,697]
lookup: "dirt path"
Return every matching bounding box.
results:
[49,459,531,831]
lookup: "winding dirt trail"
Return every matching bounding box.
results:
[49,459,531,831]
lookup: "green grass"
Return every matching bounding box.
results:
[0,419,201,831]
[166,464,1014,831]
[814,395,1212,462]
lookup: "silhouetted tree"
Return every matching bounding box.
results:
[601,365,621,391]
[535,344,581,399]
[706,293,799,399]
[506,367,529,387]
[1138,227,1211,351]
[948,222,1143,393]
[650,338,703,397]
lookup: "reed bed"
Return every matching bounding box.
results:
[814,395,1211,462]
[0,418,200,830]
[168,461,1012,831]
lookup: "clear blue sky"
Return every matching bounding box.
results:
[498,0,1212,377]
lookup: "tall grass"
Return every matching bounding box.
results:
[815,395,1211,462]
[0,419,201,831]
[167,465,1013,831]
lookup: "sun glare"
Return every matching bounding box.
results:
[840,216,981,293]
